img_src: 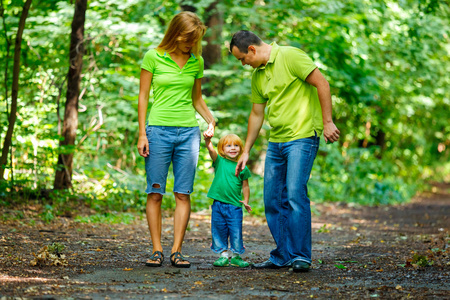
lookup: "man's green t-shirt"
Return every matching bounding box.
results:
[207,156,251,207]
[251,42,324,142]
[141,49,204,127]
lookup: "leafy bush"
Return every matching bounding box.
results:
[309,142,419,205]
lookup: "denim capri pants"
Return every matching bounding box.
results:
[144,125,201,195]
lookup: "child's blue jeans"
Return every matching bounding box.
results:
[210,200,245,255]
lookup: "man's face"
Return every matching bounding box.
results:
[231,46,259,68]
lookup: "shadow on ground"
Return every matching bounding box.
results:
[0,183,449,299]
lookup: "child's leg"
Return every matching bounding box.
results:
[228,205,249,267]
[211,201,230,266]
[228,205,244,255]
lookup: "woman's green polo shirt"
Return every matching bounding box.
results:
[141,49,204,127]
[251,42,324,142]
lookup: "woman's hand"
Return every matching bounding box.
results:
[137,136,149,157]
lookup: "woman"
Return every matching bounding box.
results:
[137,11,215,268]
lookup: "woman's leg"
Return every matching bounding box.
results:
[145,125,172,257]
[146,193,163,254]
[170,192,191,266]
[170,127,200,263]
[172,192,191,254]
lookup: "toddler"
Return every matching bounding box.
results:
[204,133,252,267]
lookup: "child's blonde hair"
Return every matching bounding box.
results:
[157,11,207,57]
[217,134,244,162]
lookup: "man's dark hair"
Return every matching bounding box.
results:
[230,30,263,54]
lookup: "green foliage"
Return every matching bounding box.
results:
[39,204,55,223]
[411,253,433,267]
[75,212,135,224]
[317,224,330,233]
[47,242,65,255]
[1,0,449,220]
[335,264,347,269]
[309,142,420,205]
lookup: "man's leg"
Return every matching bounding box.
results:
[263,142,291,266]
[284,136,320,266]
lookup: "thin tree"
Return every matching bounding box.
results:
[202,0,222,70]
[0,0,33,180]
[53,0,87,189]
[180,1,222,69]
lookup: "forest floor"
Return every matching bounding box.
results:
[0,183,449,299]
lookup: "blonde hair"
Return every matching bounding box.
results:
[157,11,206,57]
[217,134,244,162]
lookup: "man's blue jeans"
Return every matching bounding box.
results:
[264,135,320,266]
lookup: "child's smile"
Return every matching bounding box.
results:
[223,143,241,160]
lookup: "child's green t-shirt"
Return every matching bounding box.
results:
[207,156,251,207]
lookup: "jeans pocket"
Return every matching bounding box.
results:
[145,126,153,141]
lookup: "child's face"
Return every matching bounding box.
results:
[222,142,241,160]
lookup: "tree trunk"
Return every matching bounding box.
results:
[54,0,87,189]
[0,0,32,180]
[203,1,222,69]
[179,1,222,69]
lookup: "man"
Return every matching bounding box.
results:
[230,30,340,272]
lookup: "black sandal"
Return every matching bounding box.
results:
[145,251,164,267]
[170,252,191,268]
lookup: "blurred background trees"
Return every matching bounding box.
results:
[1,0,449,221]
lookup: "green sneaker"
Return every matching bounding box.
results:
[213,256,229,267]
[230,256,250,268]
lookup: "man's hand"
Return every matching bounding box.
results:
[239,201,252,213]
[323,122,340,143]
[137,136,149,157]
[235,152,249,177]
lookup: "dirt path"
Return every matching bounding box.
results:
[1,183,449,299]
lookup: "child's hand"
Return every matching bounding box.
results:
[240,201,252,213]
[203,123,215,139]
[203,132,211,141]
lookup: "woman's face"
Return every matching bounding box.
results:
[177,39,196,54]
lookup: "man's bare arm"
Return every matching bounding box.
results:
[235,102,266,176]
[306,68,340,143]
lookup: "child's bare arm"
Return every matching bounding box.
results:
[204,136,218,162]
[240,179,252,213]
